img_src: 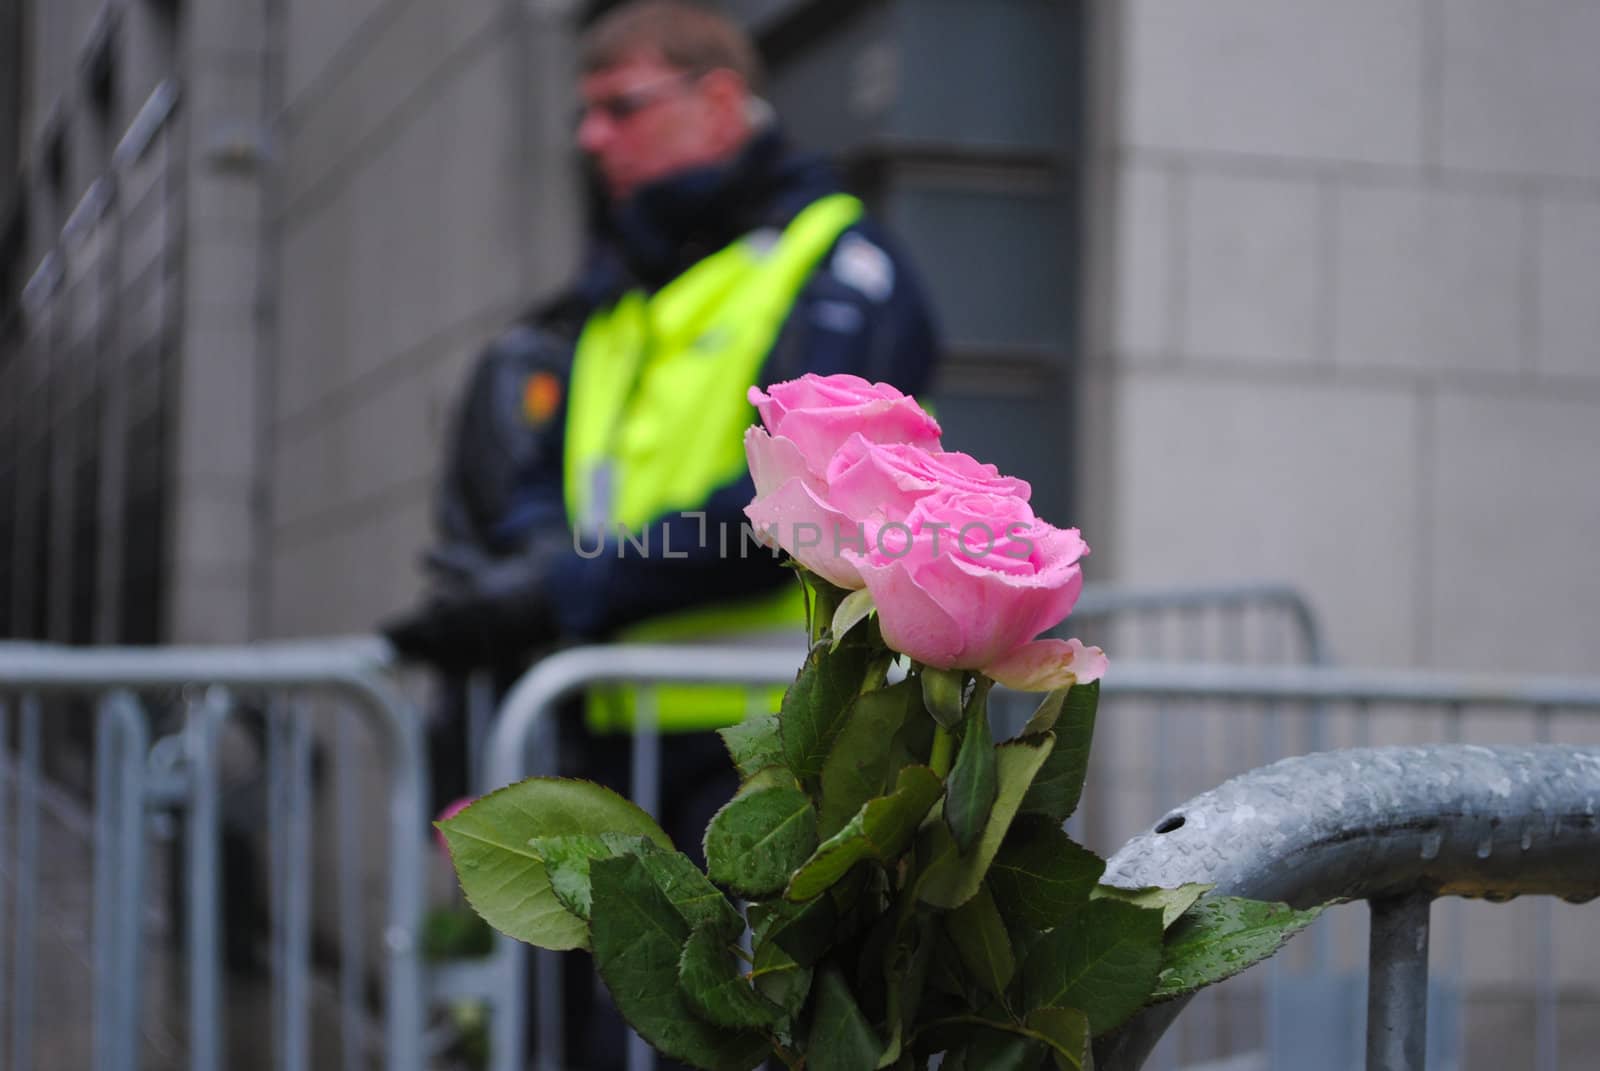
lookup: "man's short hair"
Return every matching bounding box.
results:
[581,1,766,95]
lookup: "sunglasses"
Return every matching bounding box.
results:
[575,72,701,127]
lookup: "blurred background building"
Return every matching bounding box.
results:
[5,0,1598,674]
[1,0,1094,653]
[3,1,1600,1066]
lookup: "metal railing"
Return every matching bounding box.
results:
[1069,580,1328,667]
[10,582,1594,1069]
[1096,743,1600,1071]
[0,639,429,1071]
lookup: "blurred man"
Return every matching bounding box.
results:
[386,0,938,782]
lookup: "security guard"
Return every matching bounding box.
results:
[383,0,938,860]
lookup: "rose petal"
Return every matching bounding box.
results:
[743,427,812,497]
[900,533,1084,667]
[782,400,941,475]
[986,638,1108,692]
[744,478,865,589]
[849,553,967,668]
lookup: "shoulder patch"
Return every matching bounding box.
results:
[521,370,564,426]
[830,232,895,302]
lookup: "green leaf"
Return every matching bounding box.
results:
[1026,1006,1092,1071]
[877,914,934,1068]
[989,817,1106,931]
[1020,897,1163,1035]
[719,714,786,781]
[966,1028,1044,1071]
[781,644,873,784]
[631,839,745,939]
[946,884,1015,998]
[1091,883,1214,930]
[918,734,1055,909]
[527,832,644,920]
[808,968,885,1071]
[1019,685,1069,736]
[751,895,837,969]
[887,691,935,778]
[588,856,769,1071]
[704,782,818,898]
[679,924,785,1029]
[945,684,998,854]
[787,766,943,902]
[438,777,671,951]
[1019,681,1098,822]
[920,667,966,729]
[748,906,814,1021]
[1152,897,1324,1001]
[924,935,973,1007]
[819,680,918,838]
[830,588,877,650]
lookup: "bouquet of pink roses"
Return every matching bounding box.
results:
[743,374,1106,695]
[442,375,1318,1070]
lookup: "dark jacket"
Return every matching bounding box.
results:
[429,127,940,645]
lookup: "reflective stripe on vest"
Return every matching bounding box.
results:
[566,193,864,733]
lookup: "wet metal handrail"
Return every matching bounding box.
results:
[1097,745,1600,1071]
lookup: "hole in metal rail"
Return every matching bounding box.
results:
[1155,814,1186,834]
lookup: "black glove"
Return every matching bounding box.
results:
[382,555,560,671]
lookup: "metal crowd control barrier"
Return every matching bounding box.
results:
[1096,744,1600,1071]
[465,648,1600,1071]
[0,639,429,1071]
[1068,580,1328,667]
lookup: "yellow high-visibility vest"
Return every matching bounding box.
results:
[566,192,864,733]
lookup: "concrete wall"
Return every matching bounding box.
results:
[166,0,272,642]
[264,0,582,638]
[1079,1,1600,1051]
[1082,0,1600,676]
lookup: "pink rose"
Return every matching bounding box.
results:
[748,374,941,477]
[743,428,865,588]
[824,435,1031,523]
[845,489,1107,691]
[743,378,944,589]
[743,434,1033,589]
